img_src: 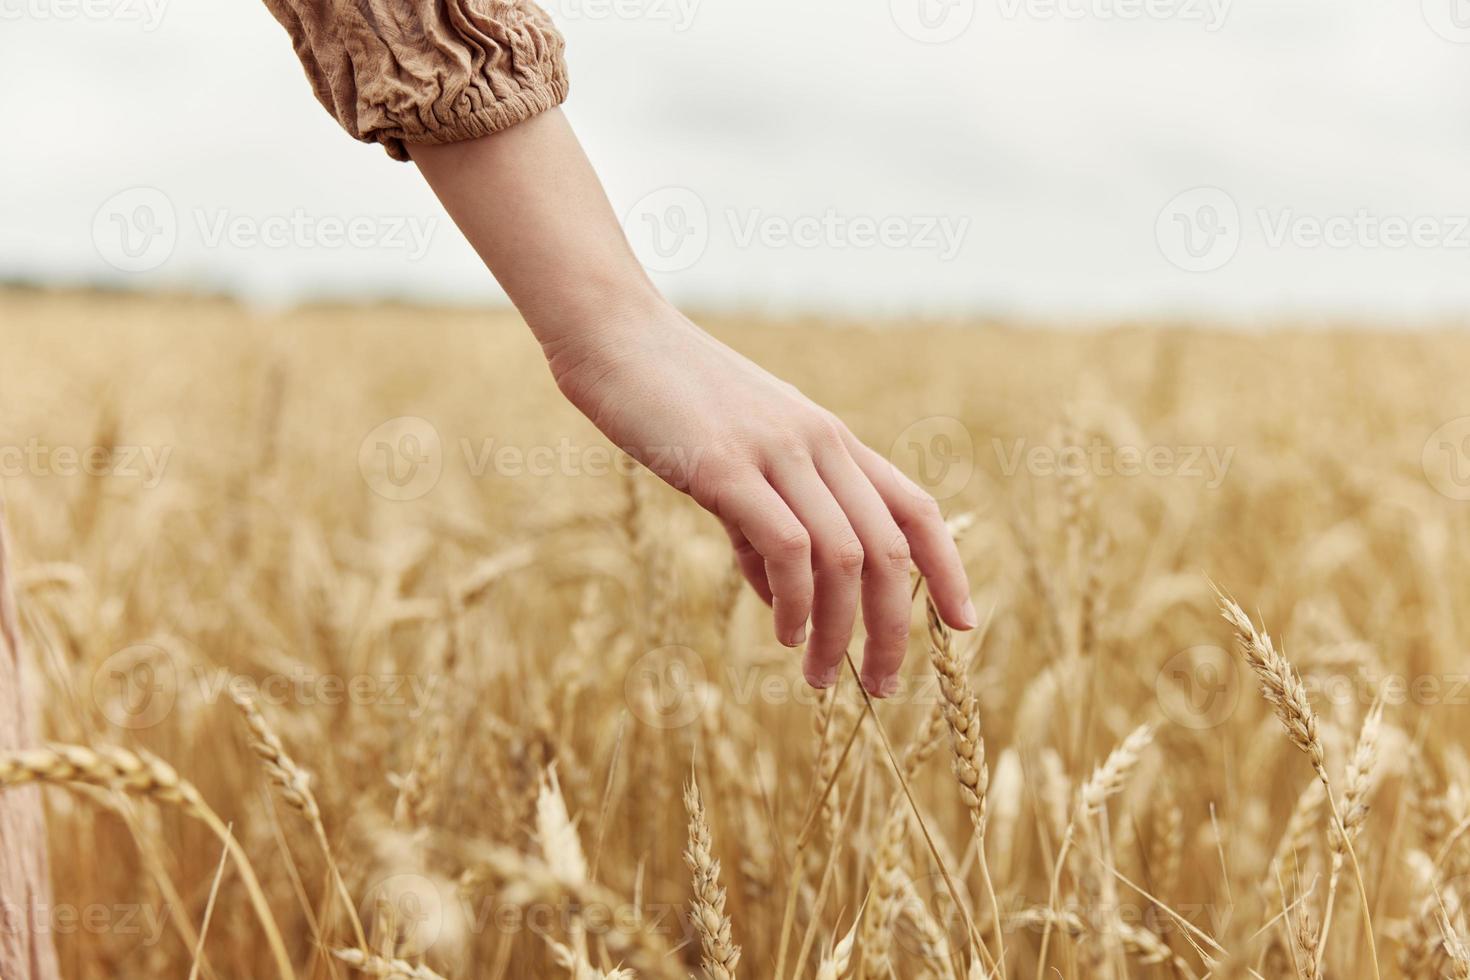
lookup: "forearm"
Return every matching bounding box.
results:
[407,110,666,356]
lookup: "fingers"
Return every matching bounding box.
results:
[766,464,863,690]
[813,449,919,698]
[848,438,977,632]
[719,519,773,605]
[699,420,973,701]
[717,478,814,647]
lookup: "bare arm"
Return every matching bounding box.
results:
[410,109,975,697]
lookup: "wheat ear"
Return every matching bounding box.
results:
[815,903,862,980]
[684,773,740,980]
[857,804,909,979]
[459,843,678,977]
[1035,724,1154,980]
[1217,592,1382,980]
[925,591,1005,973]
[232,688,368,951]
[0,743,295,980]
[331,948,448,979]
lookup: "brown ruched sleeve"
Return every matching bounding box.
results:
[262,0,568,161]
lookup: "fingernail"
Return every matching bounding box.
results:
[792,624,807,646]
[863,674,900,699]
[960,599,978,630]
[805,661,838,690]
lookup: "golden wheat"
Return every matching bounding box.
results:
[6,289,1470,979]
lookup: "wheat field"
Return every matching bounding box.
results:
[3,287,1469,979]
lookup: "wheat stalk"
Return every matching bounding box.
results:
[1317,695,1383,968]
[925,591,1005,973]
[1217,592,1382,980]
[232,688,368,951]
[1035,723,1154,980]
[684,774,740,980]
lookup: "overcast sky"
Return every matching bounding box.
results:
[4,0,1469,323]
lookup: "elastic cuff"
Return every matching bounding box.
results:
[380,77,570,162]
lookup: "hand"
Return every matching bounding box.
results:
[405,114,974,694]
[543,302,976,697]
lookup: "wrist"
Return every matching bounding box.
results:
[531,281,680,384]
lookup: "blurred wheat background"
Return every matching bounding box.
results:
[2,286,1469,978]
